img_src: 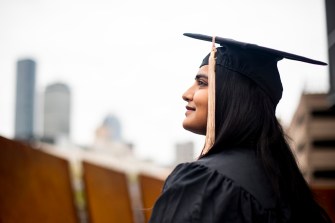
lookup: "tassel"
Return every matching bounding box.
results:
[202,36,217,155]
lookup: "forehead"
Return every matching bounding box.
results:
[198,65,209,75]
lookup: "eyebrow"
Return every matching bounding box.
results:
[195,74,208,80]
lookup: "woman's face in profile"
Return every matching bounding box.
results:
[182,65,209,135]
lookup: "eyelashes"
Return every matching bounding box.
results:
[197,79,208,86]
[195,74,208,87]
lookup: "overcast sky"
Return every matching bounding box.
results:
[0,0,329,165]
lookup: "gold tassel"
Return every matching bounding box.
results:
[202,36,217,155]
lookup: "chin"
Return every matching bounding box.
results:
[182,123,206,135]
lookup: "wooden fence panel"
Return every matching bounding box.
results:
[82,161,134,223]
[0,136,79,223]
[138,174,164,223]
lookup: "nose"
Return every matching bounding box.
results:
[182,86,194,102]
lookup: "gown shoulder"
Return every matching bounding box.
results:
[149,149,290,223]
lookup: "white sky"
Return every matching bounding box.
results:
[0,0,329,165]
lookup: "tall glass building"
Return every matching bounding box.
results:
[326,0,335,106]
[14,59,36,141]
[43,82,71,142]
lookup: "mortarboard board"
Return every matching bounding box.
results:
[183,33,327,155]
[184,33,327,106]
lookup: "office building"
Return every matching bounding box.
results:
[325,0,335,106]
[287,93,335,186]
[94,114,132,157]
[96,114,122,142]
[43,82,71,143]
[14,59,36,141]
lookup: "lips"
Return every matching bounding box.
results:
[186,106,196,111]
[185,105,196,116]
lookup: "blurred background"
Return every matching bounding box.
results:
[0,0,334,222]
[0,0,331,164]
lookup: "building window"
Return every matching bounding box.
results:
[311,109,335,118]
[312,140,335,149]
[313,170,335,180]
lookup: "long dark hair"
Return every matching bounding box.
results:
[206,65,332,222]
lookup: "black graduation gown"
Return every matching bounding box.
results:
[149,147,290,223]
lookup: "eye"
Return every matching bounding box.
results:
[197,79,208,87]
[194,74,208,87]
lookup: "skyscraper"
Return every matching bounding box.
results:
[43,82,71,143]
[14,59,36,141]
[94,114,133,157]
[96,114,122,142]
[325,0,335,106]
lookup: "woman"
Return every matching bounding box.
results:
[149,33,332,223]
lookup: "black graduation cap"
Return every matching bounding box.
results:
[183,33,327,155]
[184,33,327,107]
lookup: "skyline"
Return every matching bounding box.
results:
[0,0,329,165]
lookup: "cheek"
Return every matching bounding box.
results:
[193,90,208,128]
[194,91,208,113]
